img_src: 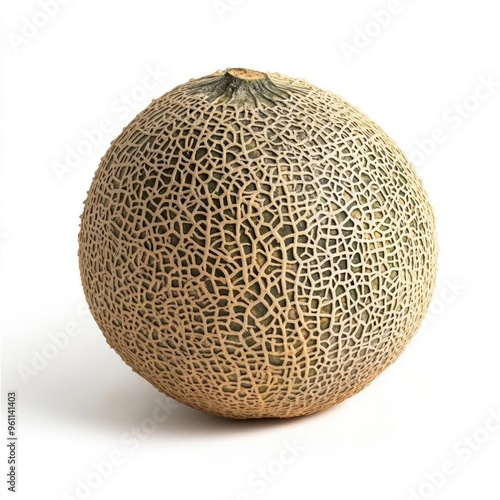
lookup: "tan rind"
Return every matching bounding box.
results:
[78,69,438,419]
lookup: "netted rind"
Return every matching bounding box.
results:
[78,69,438,419]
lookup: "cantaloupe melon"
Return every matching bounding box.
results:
[78,68,438,419]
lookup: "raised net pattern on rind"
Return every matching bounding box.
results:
[78,70,438,418]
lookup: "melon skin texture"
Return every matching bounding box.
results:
[78,68,438,419]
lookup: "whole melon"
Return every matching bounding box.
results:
[79,68,438,419]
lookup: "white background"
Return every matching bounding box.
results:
[1,1,499,499]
